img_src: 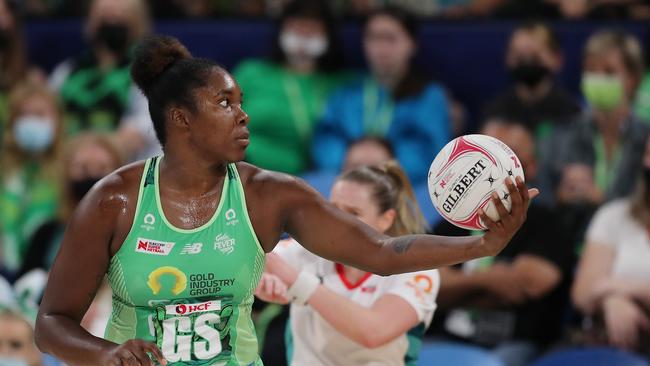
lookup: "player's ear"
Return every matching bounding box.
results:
[378,208,397,233]
[169,106,190,130]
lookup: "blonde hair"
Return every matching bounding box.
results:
[338,160,428,236]
[1,81,64,181]
[59,132,125,220]
[584,30,644,81]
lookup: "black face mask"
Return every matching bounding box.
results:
[508,61,550,88]
[70,177,103,202]
[644,167,650,190]
[93,23,130,55]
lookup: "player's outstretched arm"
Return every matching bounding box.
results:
[281,176,536,276]
[34,168,166,366]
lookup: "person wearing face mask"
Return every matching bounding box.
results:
[233,0,350,176]
[571,135,650,356]
[0,81,64,279]
[18,133,124,277]
[482,22,580,135]
[312,5,452,184]
[538,30,650,259]
[48,0,156,160]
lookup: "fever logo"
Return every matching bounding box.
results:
[147,266,187,295]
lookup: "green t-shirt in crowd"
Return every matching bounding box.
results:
[0,162,59,273]
[233,60,351,175]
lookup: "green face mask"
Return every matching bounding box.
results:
[581,72,624,111]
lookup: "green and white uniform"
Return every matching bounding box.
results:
[105,156,266,366]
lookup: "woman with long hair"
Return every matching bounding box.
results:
[0,81,64,277]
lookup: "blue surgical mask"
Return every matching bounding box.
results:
[13,115,55,153]
[0,357,28,366]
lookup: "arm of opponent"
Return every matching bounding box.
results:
[34,174,166,366]
[280,176,536,277]
[263,253,438,348]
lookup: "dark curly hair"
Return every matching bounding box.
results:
[131,35,223,146]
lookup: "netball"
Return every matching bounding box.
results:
[428,134,525,230]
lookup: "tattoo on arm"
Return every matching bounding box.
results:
[391,236,416,254]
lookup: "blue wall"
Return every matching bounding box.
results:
[26,20,649,126]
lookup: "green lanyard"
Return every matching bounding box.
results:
[593,134,622,193]
[283,74,315,141]
[363,78,394,136]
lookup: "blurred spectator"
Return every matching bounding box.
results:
[234,0,350,175]
[431,121,575,366]
[0,81,64,277]
[571,136,650,355]
[18,133,124,277]
[535,29,649,275]
[482,22,580,136]
[550,30,649,207]
[0,310,43,366]
[301,136,394,198]
[0,0,44,144]
[343,136,394,171]
[312,5,451,183]
[48,0,158,161]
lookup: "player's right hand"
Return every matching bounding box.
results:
[479,176,538,256]
[100,339,167,366]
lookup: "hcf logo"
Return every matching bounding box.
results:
[166,300,221,316]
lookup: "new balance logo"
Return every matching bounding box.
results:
[180,243,203,255]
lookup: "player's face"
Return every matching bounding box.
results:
[187,69,250,163]
[330,180,394,234]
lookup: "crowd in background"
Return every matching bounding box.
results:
[0,0,650,365]
[14,0,650,19]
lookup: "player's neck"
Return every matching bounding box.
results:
[158,151,228,194]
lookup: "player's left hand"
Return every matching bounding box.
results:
[264,252,301,287]
[478,176,538,257]
[255,273,289,304]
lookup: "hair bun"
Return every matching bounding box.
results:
[131,35,192,95]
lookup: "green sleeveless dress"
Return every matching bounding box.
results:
[105,156,266,365]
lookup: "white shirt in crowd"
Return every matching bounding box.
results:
[586,199,650,280]
[274,239,440,366]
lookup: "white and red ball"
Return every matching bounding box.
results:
[427,134,525,230]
